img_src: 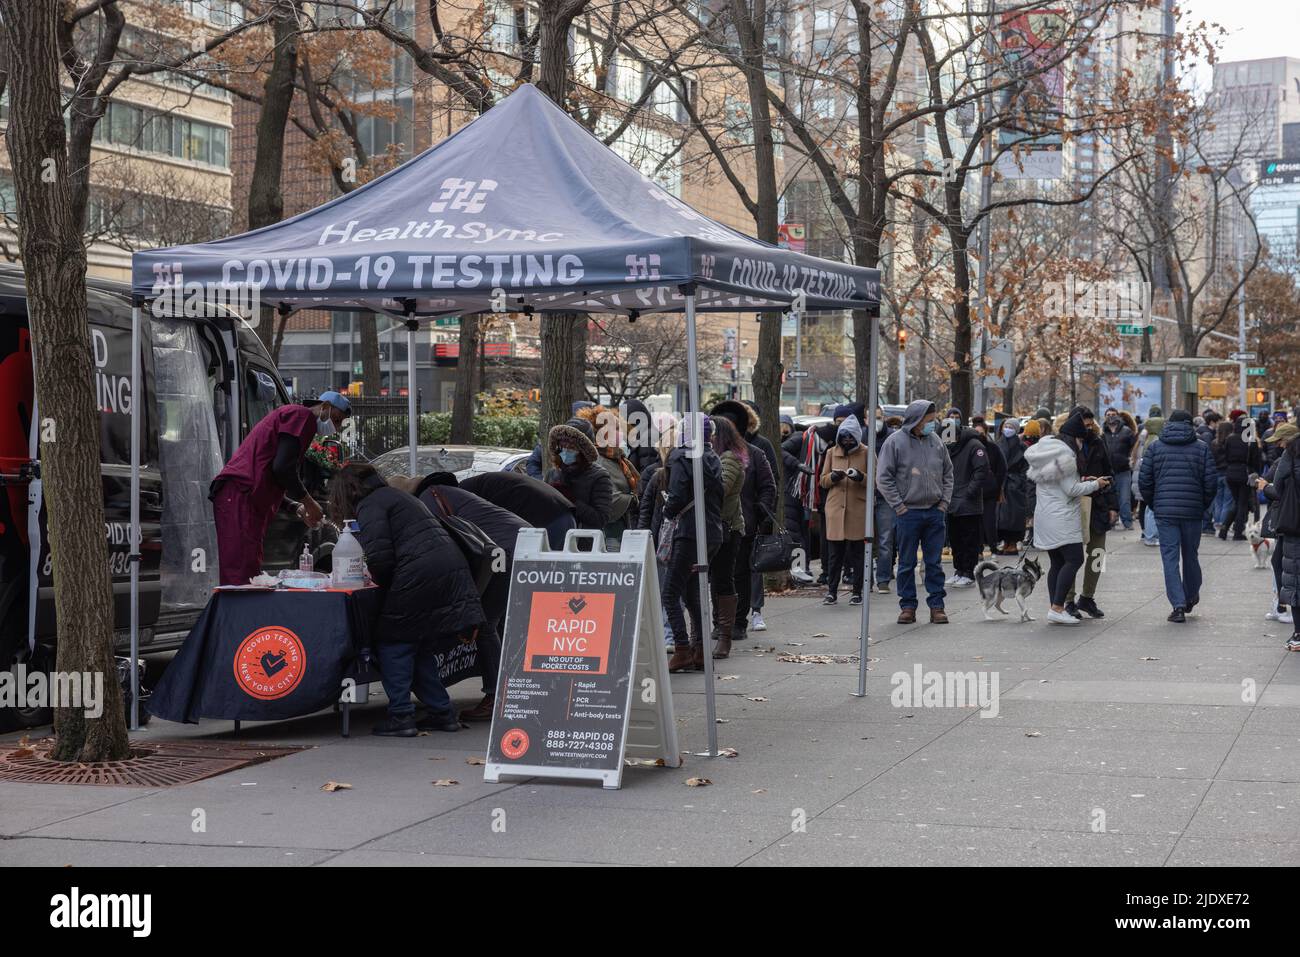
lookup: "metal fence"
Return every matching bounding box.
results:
[348,393,421,460]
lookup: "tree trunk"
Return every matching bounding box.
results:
[569,315,588,404]
[1047,365,1059,416]
[359,314,382,395]
[539,313,580,440]
[246,5,299,354]
[949,228,974,416]
[0,0,127,761]
[450,314,480,443]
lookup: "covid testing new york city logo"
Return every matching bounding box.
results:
[234,626,307,700]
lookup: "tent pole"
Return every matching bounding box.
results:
[406,316,418,477]
[683,289,717,756]
[129,304,142,730]
[853,310,880,698]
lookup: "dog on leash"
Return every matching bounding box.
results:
[1245,515,1273,569]
[974,556,1043,622]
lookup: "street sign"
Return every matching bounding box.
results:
[1229,351,1257,361]
[485,530,679,789]
[1115,324,1154,336]
[1247,367,1267,376]
[787,370,810,379]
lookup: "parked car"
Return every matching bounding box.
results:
[0,265,303,729]
[369,445,530,482]
[791,415,832,431]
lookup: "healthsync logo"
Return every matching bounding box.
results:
[890,663,1000,718]
[49,888,151,937]
[1042,275,1150,322]
[149,263,261,323]
[0,664,103,718]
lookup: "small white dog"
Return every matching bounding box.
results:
[1245,515,1272,569]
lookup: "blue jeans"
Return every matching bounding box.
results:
[1212,477,1233,526]
[1113,470,1133,527]
[1142,504,1159,543]
[874,499,897,585]
[374,639,453,721]
[1155,517,1203,610]
[894,506,947,609]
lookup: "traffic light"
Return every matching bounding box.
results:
[1253,389,1267,404]
[898,328,908,351]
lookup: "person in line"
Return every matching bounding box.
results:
[393,472,527,723]
[1020,418,1042,546]
[1220,412,1262,541]
[781,422,817,585]
[1101,408,1136,530]
[996,417,1029,553]
[1063,409,1118,620]
[820,414,869,605]
[1263,411,1290,468]
[545,418,614,531]
[710,416,748,658]
[210,391,349,586]
[525,400,593,479]
[871,414,902,590]
[459,470,576,550]
[710,400,776,642]
[1134,406,1164,547]
[741,400,781,633]
[944,417,989,588]
[639,423,679,649]
[327,463,484,736]
[1139,410,1219,622]
[800,413,840,584]
[622,397,662,474]
[971,416,1007,560]
[574,405,640,542]
[1210,420,1234,532]
[876,399,954,624]
[664,417,724,673]
[1024,411,1108,626]
[1256,423,1300,648]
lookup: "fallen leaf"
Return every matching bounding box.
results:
[751,788,767,794]
[1139,656,1160,661]
[416,731,431,737]
[718,674,739,681]
[625,757,667,767]
[1024,731,1043,738]
[686,777,712,787]
[786,642,805,647]
[715,718,730,724]
[719,747,739,758]
[811,632,829,638]
[744,696,768,702]
[778,653,860,665]
[320,781,352,792]
[466,756,486,766]
[432,779,459,787]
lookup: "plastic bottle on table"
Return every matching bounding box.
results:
[299,543,314,573]
[331,520,368,588]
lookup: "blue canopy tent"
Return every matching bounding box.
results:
[129,83,882,747]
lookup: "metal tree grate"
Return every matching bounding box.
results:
[0,738,309,787]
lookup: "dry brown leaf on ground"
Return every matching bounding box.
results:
[466,756,486,766]
[1024,731,1044,738]
[811,632,829,638]
[744,695,768,702]
[686,777,712,787]
[320,781,352,792]
[777,653,860,665]
[625,757,666,767]
[751,788,767,794]
[1139,656,1160,661]
[718,674,739,681]
[719,747,739,758]
[432,779,460,786]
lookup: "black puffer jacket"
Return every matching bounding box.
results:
[638,461,668,544]
[947,428,989,516]
[355,484,485,645]
[1262,448,1300,605]
[1223,421,1262,484]
[663,446,724,548]
[1102,422,1136,473]
[1077,430,1119,534]
[460,471,575,528]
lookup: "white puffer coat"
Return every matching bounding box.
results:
[1024,435,1101,550]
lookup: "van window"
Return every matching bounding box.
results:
[243,366,283,431]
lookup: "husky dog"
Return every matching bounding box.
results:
[1246,515,1273,569]
[974,556,1043,622]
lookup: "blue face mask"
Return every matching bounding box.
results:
[559,448,579,465]
[921,420,938,436]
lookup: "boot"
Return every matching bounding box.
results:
[692,642,706,670]
[668,644,695,673]
[712,594,737,659]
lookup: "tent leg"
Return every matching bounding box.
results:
[683,292,717,756]
[406,319,418,477]
[853,311,880,698]
[129,305,142,730]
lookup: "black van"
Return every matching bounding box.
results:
[0,265,317,730]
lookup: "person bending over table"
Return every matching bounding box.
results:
[328,463,486,737]
[209,391,351,585]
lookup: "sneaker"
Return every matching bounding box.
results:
[1142,539,1160,547]
[944,573,963,586]
[1282,611,1295,624]
[1167,607,1186,623]
[875,581,893,593]
[953,576,976,588]
[849,594,863,606]
[1265,607,1282,621]
[1287,636,1300,652]
[1063,601,1084,620]
[821,594,837,605]
[1047,609,1080,626]
[791,570,816,584]
[750,612,767,631]
[372,716,419,737]
[1075,596,1105,619]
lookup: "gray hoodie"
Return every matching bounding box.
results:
[875,399,954,512]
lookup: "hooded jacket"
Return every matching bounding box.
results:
[1024,435,1101,550]
[354,481,485,645]
[997,425,1030,534]
[622,398,661,474]
[1222,418,1262,484]
[1138,417,1219,521]
[545,421,614,529]
[663,445,724,548]
[947,426,989,516]
[712,399,779,505]
[876,400,954,513]
[1102,418,1136,473]
[819,415,869,540]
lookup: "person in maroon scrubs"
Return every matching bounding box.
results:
[209,391,351,585]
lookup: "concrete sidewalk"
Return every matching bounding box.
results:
[2,527,1298,866]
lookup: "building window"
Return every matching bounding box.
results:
[94,100,230,169]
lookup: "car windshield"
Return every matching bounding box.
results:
[372,448,476,479]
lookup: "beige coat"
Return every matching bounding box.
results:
[819,443,869,540]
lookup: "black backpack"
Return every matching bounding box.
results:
[426,488,499,595]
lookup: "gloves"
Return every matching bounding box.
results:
[846,468,864,482]
[830,470,846,483]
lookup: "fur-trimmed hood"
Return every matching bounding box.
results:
[710,399,759,438]
[549,421,597,468]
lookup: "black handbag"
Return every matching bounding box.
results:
[750,503,795,573]
[428,488,499,595]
